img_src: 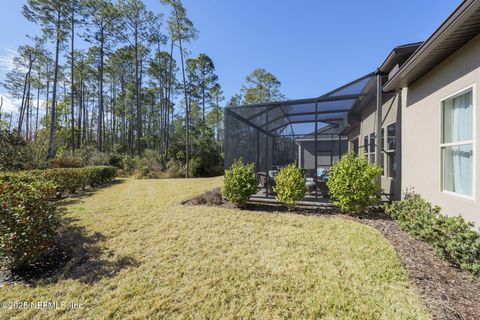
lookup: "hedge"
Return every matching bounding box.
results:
[0,166,117,196]
[0,179,59,270]
[384,192,480,275]
[0,166,116,270]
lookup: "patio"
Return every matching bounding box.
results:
[224,72,379,202]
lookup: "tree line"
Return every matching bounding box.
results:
[1,0,287,177]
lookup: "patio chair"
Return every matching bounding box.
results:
[315,168,330,196]
[257,172,275,195]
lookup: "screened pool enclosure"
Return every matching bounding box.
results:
[224,72,379,201]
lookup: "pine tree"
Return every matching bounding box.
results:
[23,0,70,158]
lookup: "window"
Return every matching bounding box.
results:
[368,133,375,163]
[381,128,385,172]
[441,88,474,197]
[385,123,396,178]
[364,133,376,163]
[351,138,359,155]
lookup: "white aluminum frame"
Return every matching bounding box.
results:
[439,84,476,201]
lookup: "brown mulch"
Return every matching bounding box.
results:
[183,194,480,320]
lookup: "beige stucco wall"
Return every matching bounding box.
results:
[348,94,401,198]
[402,33,480,226]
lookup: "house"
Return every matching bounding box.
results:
[296,125,347,170]
[375,0,480,225]
[224,0,480,224]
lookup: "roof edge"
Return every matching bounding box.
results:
[384,0,479,91]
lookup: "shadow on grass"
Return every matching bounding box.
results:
[51,216,138,285]
[6,182,138,286]
[8,217,139,286]
[58,179,126,206]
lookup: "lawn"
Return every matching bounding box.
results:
[0,177,429,319]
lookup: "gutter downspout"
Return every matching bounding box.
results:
[375,69,385,172]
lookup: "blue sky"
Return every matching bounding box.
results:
[0,0,461,113]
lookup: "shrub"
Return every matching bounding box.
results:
[0,179,60,270]
[78,146,109,166]
[82,166,117,187]
[108,153,123,168]
[134,149,165,179]
[273,163,305,209]
[165,158,185,178]
[224,159,258,206]
[327,152,382,214]
[383,191,439,240]
[0,166,117,195]
[46,168,85,193]
[0,130,35,171]
[384,192,480,275]
[121,155,136,175]
[49,156,83,168]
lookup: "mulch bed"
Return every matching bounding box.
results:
[183,192,480,320]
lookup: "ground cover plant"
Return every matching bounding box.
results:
[0,177,429,319]
[384,192,480,275]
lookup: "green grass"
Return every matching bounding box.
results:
[0,177,429,319]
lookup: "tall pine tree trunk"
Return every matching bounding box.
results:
[70,4,75,154]
[179,37,189,178]
[134,26,141,155]
[47,13,62,159]
[35,85,40,141]
[98,26,105,152]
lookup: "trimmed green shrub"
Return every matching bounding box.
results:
[0,166,117,195]
[224,159,258,206]
[0,179,60,270]
[44,168,85,193]
[82,166,117,187]
[273,163,305,209]
[327,152,382,214]
[384,192,480,275]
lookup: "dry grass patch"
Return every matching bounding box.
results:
[0,177,429,319]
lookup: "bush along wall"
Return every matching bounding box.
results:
[0,166,117,197]
[384,192,480,275]
[327,152,383,214]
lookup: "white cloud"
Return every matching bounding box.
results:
[0,47,17,77]
[0,94,48,114]
[0,95,20,113]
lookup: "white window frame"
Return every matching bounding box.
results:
[383,121,396,179]
[439,84,476,200]
[364,132,375,164]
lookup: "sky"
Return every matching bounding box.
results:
[0,0,462,114]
